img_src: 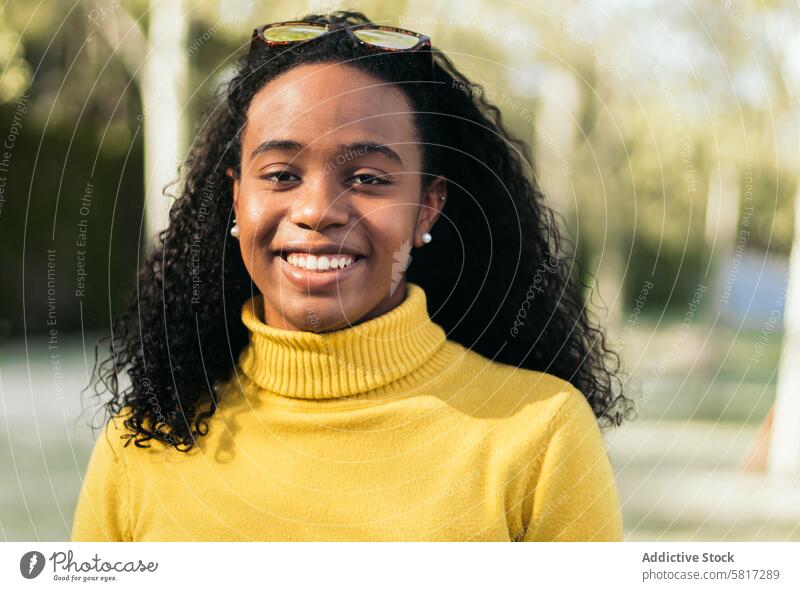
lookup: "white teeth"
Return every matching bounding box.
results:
[285,253,356,271]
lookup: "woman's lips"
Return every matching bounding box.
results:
[276,253,366,290]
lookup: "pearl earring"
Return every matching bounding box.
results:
[230,219,239,239]
[421,232,432,244]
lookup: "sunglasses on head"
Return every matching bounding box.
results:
[251,21,431,52]
[249,21,435,79]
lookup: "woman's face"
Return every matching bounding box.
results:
[230,62,446,332]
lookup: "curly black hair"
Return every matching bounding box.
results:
[90,9,634,451]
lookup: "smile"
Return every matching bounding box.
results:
[276,251,366,289]
[284,252,361,272]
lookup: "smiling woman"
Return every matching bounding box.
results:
[73,9,633,542]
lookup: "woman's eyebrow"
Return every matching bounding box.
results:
[250,139,404,165]
[250,139,304,160]
[338,142,404,165]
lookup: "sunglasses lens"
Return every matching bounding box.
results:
[263,24,326,42]
[353,28,421,50]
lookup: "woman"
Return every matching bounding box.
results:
[72,10,633,542]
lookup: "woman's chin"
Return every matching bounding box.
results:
[265,289,365,333]
[295,306,362,333]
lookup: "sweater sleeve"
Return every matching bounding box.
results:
[71,417,132,541]
[522,387,623,541]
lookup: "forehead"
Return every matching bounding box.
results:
[243,63,418,155]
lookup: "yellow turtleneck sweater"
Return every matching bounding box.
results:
[72,282,623,541]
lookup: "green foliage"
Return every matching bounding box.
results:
[0,102,144,340]
[738,161,797,255]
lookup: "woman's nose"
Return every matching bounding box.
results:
[287,173,350,231]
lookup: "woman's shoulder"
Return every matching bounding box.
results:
[438,338,593,428]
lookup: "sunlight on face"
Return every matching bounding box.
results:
[231,62,446,332]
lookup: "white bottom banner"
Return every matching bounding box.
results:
[1,542,797,590]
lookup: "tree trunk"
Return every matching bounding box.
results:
[142,0,188,247]
[768,184,800,478]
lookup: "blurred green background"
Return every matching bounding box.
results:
[1,0,798,541]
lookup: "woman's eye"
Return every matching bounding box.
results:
[261,171,298,184]
[350,174,389,186]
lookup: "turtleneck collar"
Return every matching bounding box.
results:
[237,282,447,400]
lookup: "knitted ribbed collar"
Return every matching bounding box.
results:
[238,282,447,399]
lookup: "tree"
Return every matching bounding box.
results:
[91,0,188,247]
